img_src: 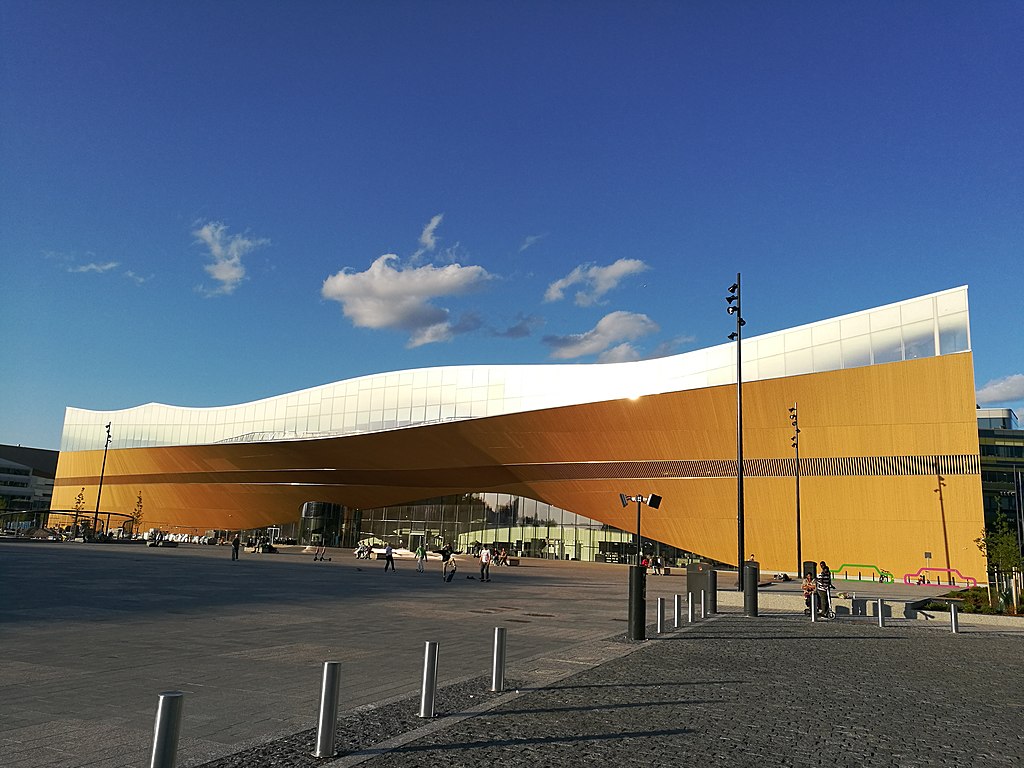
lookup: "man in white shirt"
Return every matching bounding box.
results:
[480,545,493,582]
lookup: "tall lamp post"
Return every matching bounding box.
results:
[92,422,112,535]
[726,275,746,590]
[789,403,802,574]
[619,492,663,641]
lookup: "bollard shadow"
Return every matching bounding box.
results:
[469,698,714,718]
[659,634,906,642]
[351,727,693,756]
[536,680,745,691]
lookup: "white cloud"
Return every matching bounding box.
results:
[419,214,444,252]
[322,254,492,347]
[68,261,120,274]
[598,343,642,363]
[493,314,542,339]
[544,258,649,306]
[193,220,269,296]
[519,234,545,253]
[649,335,697,358]
[976,374,1024,404]
[123,270,154,285]
[543,311,659,360]
[123,270,148,284]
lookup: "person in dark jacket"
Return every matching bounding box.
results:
[815,561,834,617]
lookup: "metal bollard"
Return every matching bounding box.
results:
[810,592,817,623]
[150,691,184,768]
[700,589,706,619]
[687,592,694,623]
[419,641,439,718]
[313,661,341,758]
[674,593,682,629]
[743,560,759,617]
[627,565,647,641]
[657,597,665,634]
[950,603,959,634]
[877,598,885,628]
[490,627,507,692]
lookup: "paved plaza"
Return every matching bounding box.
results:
[1,541,1020,767]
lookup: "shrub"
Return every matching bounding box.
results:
[956,587,990,614]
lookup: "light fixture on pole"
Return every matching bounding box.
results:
[92,422,112,535]
[619,492,663,642]
[789,403,802,575]
[726,275,746,590]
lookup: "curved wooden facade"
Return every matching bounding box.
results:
[53,353,985,580]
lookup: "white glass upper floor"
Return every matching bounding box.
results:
[61,286,970,452]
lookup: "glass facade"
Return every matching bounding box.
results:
[60,287,971,452]
[976,407,1024,549]
[0,459,33,512]
[296,492,696,566]
[976,408,1020,431]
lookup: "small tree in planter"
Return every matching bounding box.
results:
[129,492,144,538]
[975,514,1023,613]
[71,488,87,538]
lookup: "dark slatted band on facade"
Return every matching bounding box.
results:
[511,454,980,482]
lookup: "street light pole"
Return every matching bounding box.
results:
[620,492,663,641]
[92,422,112,535]
[636,496,643,566]
[727,275,746,590]
[789,403,802,574]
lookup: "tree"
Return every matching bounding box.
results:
[73,488,86,512]
[975,513,1023,573]
[130,492,144,537]
[975,513,1023,614]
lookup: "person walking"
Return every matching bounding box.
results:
[414,542,427,573]
[479,544,492,582]
[383,543,395,573]
[231,534,240,561]
[441,544,456,581]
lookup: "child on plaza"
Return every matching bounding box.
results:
[802,572,816,614]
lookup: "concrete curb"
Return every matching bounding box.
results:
[714,589,1023,627]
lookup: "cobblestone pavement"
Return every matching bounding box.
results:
[341,616,1023,768]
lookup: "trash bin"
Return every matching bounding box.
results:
[686,561,717,614]
[803,560,817,579]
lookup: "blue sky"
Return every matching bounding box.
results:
[2,1,1022,450]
